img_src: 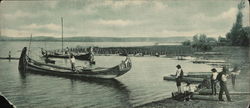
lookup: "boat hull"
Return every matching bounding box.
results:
[19,47,132,79]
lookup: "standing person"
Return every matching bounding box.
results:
[65,47,69,54]
[88,47,95,65]
[230,65,240,89]
[8,51,11,59]
[175,64,184,93]
[217,66,232,101]
[210,68,218,95]
[70,54,76,72]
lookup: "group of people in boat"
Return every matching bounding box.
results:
[173,64,240,102]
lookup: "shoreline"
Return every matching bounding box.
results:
[135,95,250,108]
[136,46,250,108]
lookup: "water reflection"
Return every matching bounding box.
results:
[18,70,132,107]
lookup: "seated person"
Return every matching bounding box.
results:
[183,82,195,101]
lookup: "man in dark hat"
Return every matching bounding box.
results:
[217,66,232,101]
[175,64,184,93]
[210,68,218,95]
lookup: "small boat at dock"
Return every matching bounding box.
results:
[194,52,226,55]
[0,57,19,60]
[187,72,212,78]
[19,47,132,79]
[192,59,226,64]
[163,75,204,83]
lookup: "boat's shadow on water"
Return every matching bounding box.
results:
[19,70,133,107]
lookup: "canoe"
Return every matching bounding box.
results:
[19,47,132,79]
[163,75,204,83]
[0,57,19,60]
[192,60,226,64]
[42,52,92,61]
[194,52,226,55]
[187,72,212,78]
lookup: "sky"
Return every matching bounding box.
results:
[0,0,249,38]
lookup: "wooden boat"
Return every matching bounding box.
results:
[194,52,226,55]
[0,57,19,60]
[19,47,132,79]
[42,51,92,61]
[187,72,212,78]
[192,59,226,64]
[163,75,204,83]
[44,58,56,64]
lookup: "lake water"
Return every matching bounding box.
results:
[0,41,243,108]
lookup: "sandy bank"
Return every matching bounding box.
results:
[136,95,250,108]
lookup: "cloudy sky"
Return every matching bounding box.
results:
[0,0,249,38]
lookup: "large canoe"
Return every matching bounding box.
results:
[19,47,132,79]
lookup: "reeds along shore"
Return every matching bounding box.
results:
[51,45,193,56]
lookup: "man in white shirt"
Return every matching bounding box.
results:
[70,54,76,71]
[230,65,240,89]
[210,68,218,95]
[218,66,232,102]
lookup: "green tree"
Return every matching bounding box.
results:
[226,0,246,46]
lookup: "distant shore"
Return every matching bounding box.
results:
[0,36,191,42]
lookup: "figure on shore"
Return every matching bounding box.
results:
[70,53,76,72]
[230,65,240,89]
[8,51,11,59]
[217,66,232,102]
[210,68,218,95]
[175,64,184,93]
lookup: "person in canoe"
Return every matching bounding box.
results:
[41,48,46,56]
[65,47,69,55]
[124,56,131,68]
[70,53,76,71]
[210,68,218,95]
[217,66,232,102]
[175,64,184,93]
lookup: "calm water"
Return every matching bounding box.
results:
[0,41,233,108]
